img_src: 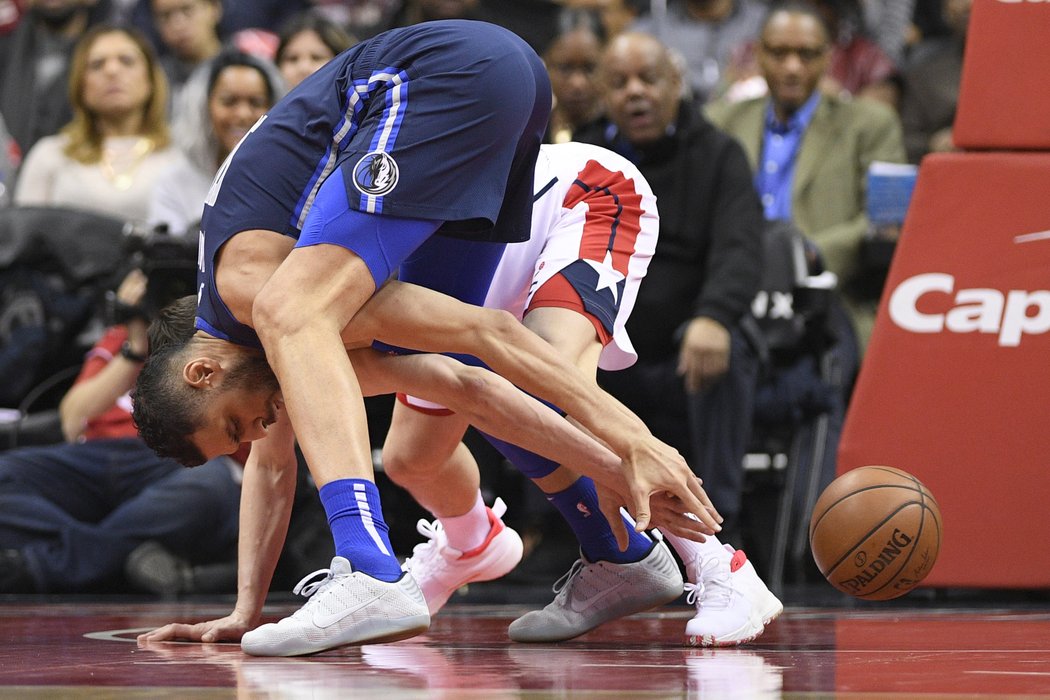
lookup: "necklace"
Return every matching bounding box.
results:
[100,137,155,191]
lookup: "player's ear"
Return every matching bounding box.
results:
[183,357,221,389]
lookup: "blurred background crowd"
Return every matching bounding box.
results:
[0,0,970,599]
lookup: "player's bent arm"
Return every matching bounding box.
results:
[347,282,718,529]
[348,281,643,445]
[350,349,626,487]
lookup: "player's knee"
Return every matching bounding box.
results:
[252,287,303,342]
[381,442,436,485]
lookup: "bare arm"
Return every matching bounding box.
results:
[350,348,627,489]
[137,416,298,644]
[344,281,717,531]
[60,272,149,441]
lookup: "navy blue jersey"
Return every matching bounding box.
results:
[195,20,550,346]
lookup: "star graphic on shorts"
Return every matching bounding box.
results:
[584,253,625,304]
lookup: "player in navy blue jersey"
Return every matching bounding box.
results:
[133,21,718,657]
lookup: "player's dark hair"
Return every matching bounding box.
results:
[133,307,209,467]
[148,295,198,355]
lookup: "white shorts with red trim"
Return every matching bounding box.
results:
[485,142,658,371]
[400,143,658,414]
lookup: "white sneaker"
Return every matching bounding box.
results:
[508,539,683,643]
[683,546,783,647]
[241,557,430,657]
[401,497,523,614]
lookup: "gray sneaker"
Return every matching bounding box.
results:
[508,540,683,643]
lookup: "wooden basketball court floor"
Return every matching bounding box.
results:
[3,594,1050,699]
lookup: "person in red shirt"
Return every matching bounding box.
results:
[0,269,241,594]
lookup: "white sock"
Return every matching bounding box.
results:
[438,490,491,553]
[662,531,732,582]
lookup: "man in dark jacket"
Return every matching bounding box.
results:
[576,30,764,544]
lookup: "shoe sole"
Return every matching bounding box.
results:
[242,614,431,657]
[685,591,784,648]
[426,528,524,614]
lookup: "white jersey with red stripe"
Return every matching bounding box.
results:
[485,142,658,370]
[400,143,658,413]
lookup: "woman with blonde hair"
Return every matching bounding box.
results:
[15,25,178,223]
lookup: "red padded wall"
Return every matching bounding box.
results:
[954,0,1050,150]
[839,153,1050,587]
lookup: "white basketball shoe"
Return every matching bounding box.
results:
[683,545,784,647]
[240,557,430,657]
[401,497,523,614]
[508,539,684,643]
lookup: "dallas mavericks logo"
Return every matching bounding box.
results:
[353,151,399,197]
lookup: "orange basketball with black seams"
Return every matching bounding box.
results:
[809,466,942,601]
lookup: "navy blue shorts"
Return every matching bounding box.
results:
[195,20,551,346]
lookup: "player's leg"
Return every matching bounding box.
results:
[496,305,683,642]
[382,402,523,613]
[244,176,439,656]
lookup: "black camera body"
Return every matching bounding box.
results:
[106,226,198,325]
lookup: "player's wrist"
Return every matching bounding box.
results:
[119,341,148,363]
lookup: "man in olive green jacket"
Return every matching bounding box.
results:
[706,1,906,350]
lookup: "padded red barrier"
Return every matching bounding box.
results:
[954,0,1050,150]
[839,152,1050,588]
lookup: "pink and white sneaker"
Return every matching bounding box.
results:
[684,546,784,647]
[401,497,523,614]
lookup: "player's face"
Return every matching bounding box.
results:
[600,35,681,146]
[208,65,271,158]
[278,30,336,90]
[758,12,829,118]
[189,353,283,459]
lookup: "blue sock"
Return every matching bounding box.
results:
[546,477,653,564]
[318,478,402,582]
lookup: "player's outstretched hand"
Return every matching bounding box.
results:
[597,482,721,550]
[617,437,722,534]
[136,612,255,645]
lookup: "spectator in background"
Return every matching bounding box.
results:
[14,25,177,223]
[274,11,354,91]
[0,269,241,596]
[706,0,906,352]
[723,0,900,109]
[149,49,281,235]
[389,0,483,26]
[0,0,104,156]
[564,0,641,39]
[309,0,400,41]
[576,31,764,544]
[898,0,969,163]
[149,0,222,109]
[631,0,767,105]
[544,11,605,144]
[859,0,914,65]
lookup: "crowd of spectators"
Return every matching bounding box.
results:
[0,0,971,594]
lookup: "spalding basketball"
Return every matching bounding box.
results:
[809,466,942,601]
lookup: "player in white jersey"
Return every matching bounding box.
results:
[385,143,783,646]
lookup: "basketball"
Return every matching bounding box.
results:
[809,466,942,601]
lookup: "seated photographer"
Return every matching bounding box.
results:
[0,269,241,595]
